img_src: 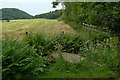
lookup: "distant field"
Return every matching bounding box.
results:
[2,19,103,41]
[2,19,76,38]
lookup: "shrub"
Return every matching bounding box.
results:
[2,38,46,79]
[7,19,10,22]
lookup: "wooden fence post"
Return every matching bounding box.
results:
[117,35,120,77]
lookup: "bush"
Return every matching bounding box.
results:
[60,2,120,34]
[7,19,10,22]
[2,38,46,79]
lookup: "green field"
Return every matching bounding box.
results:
[2,19,119,79]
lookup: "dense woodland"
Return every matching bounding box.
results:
[1,8,33,20]
[34,10,62,19]
[0,8,62,20]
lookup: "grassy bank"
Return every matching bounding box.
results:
[2,19,119,79]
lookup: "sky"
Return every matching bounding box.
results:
[0,0,62,16]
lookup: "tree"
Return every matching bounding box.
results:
[1,8,33,20]
[34,10,62,19]
[53,2,120,35]
[53,2,120,51]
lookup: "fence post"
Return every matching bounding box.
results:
[117,34,120,77]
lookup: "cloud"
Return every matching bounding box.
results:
[0,0,55,3]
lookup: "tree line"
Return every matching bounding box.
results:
[53,2,120,35]
[1,8,33,20]
[34,10,62,19]
[1,8,62,20]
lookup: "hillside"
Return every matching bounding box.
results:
[1,8,33,20]
[34,10,62,19]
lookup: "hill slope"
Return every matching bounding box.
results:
[1,8,33,20]
[34,10,62,19]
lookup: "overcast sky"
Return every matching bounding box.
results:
[0,0,62,16]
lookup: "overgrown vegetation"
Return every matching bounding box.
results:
[23,32,55,56]
[2,2,120,79]
[2,29,119,79]
[2,38,46,79]
[9,32,120,78]
[53,2,120,35]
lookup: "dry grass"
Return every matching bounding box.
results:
[2,19,76,38]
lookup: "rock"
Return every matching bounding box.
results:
[51,52,86,63]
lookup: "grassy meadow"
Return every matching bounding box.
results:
[2,19,75,38]
[2,19,119,79]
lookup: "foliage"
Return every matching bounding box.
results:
[34,10,62,19]
[24,32,83,54]
[24,31,118,76]
[81,37,119,78]
[52,34,118,78]
[23,32,55,56]
[1,8,33,20]
[2,30,119,78]
[52,2,59,8]
[2,38,46,79]
[54,2,120,34]
[55,34,83,54]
